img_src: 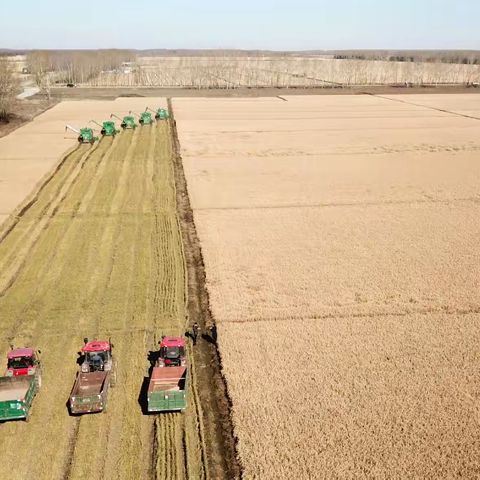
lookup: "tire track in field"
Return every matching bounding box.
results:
[0,141,103,298]
[66,125,155,479]
[0,145,89,279]
[0,139,114,344]
[55,132,137,480]
[0,143,82,245]
[0,138,117,479]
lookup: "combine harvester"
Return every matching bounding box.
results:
[69,338,116,415]
[0,345,42,422]
[147,336,188,413]
[65,125,99,144]
[129,110,154,125]
[89,120,120,137]
[110,114,138,130]
[146,107,171,121]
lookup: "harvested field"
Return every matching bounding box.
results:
[175,93,480,477]
[0,114,205,479]
[0,98,167,222]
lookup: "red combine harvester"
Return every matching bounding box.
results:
[6,346,42,385]
[156,337,186,368]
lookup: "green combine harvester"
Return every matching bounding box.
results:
[146,107,171,121]
[65,125,99,144]
[89,120,120,136]
[110,114,138,130]
[129,110,154,125]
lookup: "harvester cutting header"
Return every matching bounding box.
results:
[65,125,98,144]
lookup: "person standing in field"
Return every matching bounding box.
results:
[192,322,200,345]
[210,324,217,344]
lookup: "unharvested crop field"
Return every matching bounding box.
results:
[175,94,480,477]
[86,56,480,87]
[0,107,206,479]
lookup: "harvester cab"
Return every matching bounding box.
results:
[81,338,114,373]
[146,107,170,121]
[89,120,120,136]
[65,125,99,144]
[110,114,137,130]
[5,345,42,380]
[129,110,153,125]
[156,337,186,367]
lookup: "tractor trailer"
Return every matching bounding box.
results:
[0,346,42,421]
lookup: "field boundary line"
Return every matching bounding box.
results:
[218,306,480,325]
[0,142,99,297]
[0,142,80,245]
[372,94,480,122]
[169,98,243,480]
[192,196,480,212]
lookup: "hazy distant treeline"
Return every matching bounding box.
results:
[27,50,133,84]
[332,50,480,65]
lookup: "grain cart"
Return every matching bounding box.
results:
[129,110,153,125]
[147,366,187,413]
[65,125,98,144]
[89,120,120,136]
[110,114,137,130]
[146,107,170,121]
[0,346,42,421]
[156,337,187,367]
[69,339,116,415]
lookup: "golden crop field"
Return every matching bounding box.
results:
[175,94,480,477]
[85,56,480,87]
[0,119,205,479]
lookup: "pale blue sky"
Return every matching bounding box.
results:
[1,0,478,50]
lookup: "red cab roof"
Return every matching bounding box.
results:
[160,337,185,348]
[8,347,34,359]
[82,341,111,353]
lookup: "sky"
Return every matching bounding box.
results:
[1,0,479,51]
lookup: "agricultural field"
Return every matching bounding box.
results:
[0,100,208,479]
[85,56,480,88]
[175,94,480,477]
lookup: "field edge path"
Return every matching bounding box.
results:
[168,98,243,479]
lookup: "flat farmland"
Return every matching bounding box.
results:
[0,101,210,479]
[0,98,168,223]
[175,94,480,477]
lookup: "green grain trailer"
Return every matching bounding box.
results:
[147,366,187,413]
[0,375,39,422]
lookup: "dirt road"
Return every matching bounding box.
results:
[0,121,223,479]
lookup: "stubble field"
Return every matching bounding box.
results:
[0,103,206,479]
[175,94,480,477]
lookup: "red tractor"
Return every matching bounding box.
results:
[156,337,186,368]
[81,339,116,382]
[5,345,43,389]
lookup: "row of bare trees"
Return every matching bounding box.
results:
[331,50,480,65]
[0,58,20,120]
[27,50,133,93]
